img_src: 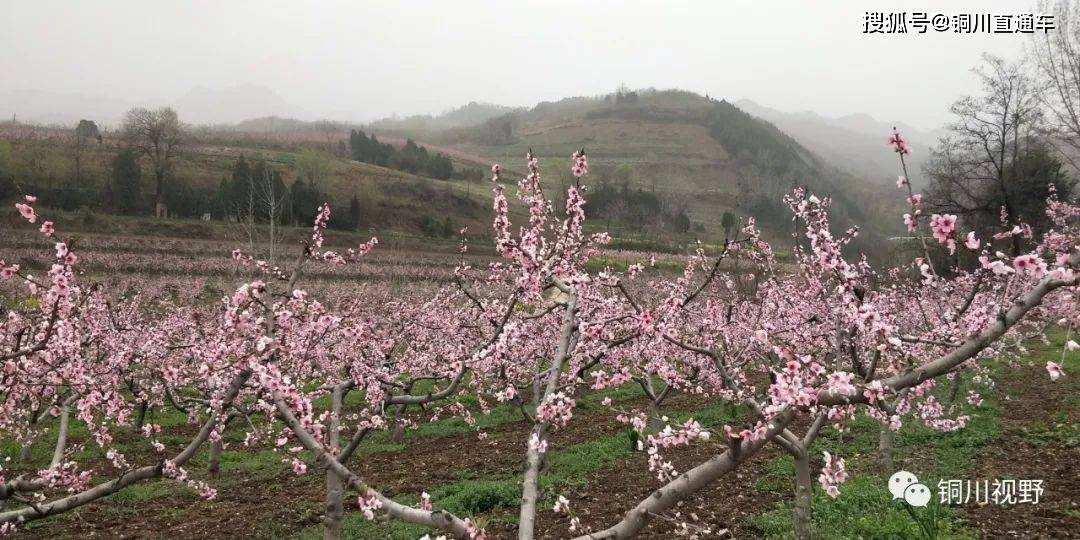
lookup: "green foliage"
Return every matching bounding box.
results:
[452,166,485,183]
[721,211,737,238]
[0,139,13,200]
[430,479,521,516]
[75,119,101,143]
[110,149,142,215]
[295,148,334,184]
[349,130,454,179]
[588,181,689,234]
[418,214,456,238]
[751,379,998,539]
[706,100,803,176]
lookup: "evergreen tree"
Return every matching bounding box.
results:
[228,156,252,220]
[721,211,737,239]
[214,176,230,219]
[348,194,362,230]
[111,149,142,215]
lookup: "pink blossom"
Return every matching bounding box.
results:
[0,265,18,280]
[15,203,36,223]
[358,489,383,520]
[818,451,848,498]
[896,175,909,188]
[535,392,575,428]
[571,150,588,178]
[553,495,570,513]
[1046,361,1064,381]
[1012,253,1047,278]
[39,221,54,237]
[964,231,980,250]
[464,518,487,540]
[903,213,917,232]
[887,128,912,155]
[929,214,958,253]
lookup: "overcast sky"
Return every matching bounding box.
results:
[0,0,1040,130]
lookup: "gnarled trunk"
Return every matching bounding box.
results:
[323,385,346,540]
[324,472,344,540]
[207,439,223,475]
[134,401,148,430]
[878,420,894,473]
[518,284,577,540]
[50,405,71,467]
[793,447,813,540]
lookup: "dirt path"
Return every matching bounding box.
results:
[963,363,1080,539]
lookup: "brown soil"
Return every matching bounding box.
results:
[498,440,780,539]
[962,363,1080,539]
[19,362,1075,540]
[16,392,779,539]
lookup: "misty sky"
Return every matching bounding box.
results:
[0,0,1042,130]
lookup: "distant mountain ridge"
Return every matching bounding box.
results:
[0,89,133,126]
[369,102,523,133]
[401,89,904,255]
[735,99,943,187]
[174,84,306,125]
[0,84,306,127]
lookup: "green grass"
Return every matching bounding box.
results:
[21,329,1075,540]
[751,382,998,539]
[295,389,745,538]
[745,329,1080,540]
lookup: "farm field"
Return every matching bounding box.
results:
[5,3,1080,537]
[3,186,1079,539]
[7,314,1078,539]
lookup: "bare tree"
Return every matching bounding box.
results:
[925,54,1054,253]
[122,107,183,217]
[229,161,289,267]
[1031,1,1080,167]
[255,165,288,266]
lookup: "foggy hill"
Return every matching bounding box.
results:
[0,89,133,126]
[735,99,943,187]
[0,85,306,128]
[174,84,305,125]
[402,89,903,254]
[370,102,522,133]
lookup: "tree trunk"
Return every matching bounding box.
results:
[878,420,894,473]
[518,426,546,540]
[323,385,345,540]
[647,399,665,434]
[519,286,577,540]
[134,401,148,430]
[390,403,408,443]
[20,416,38,463]
[644,377,666,433]
[793,447,813,540]
[324,468,344,540]
[946,375,963,407]
[155,168,166,218]
[19,439,33,464]
[50,405,71,467]
[207,439,223,475]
